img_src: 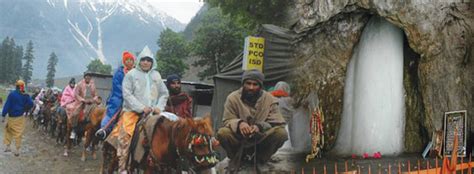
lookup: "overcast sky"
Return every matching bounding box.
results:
[147,0,204,24]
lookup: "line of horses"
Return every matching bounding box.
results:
[28,99,220,174]
[28,99,106,162]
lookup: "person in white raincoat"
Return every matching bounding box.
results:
[111,46,169,173]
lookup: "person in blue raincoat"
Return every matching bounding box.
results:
[95,51,135,139]
[2,80,33,156]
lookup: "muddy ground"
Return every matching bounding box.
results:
[0,118,102,174]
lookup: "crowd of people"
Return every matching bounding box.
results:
[1,46,294,173]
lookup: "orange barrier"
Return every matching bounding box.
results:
[295,155,472,174]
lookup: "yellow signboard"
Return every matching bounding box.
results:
[243,36,265,72]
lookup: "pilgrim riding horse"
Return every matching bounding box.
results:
[64,102,102,157]
[101,114,220,174]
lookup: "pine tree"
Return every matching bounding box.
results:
[0,37,23,84]
[46,52,58,87]
[22,41,34,85]
[13,42,23,84]
[0,37,9,83]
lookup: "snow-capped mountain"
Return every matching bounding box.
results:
[0,0,185,78]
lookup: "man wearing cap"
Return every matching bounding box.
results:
[108,46,168,173]
[69,72,100,140]
[2,80,34,156]
[217,69,288,167]
[164,74,193,118]
[96,51,135,139]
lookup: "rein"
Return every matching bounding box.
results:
[144,118,218,173]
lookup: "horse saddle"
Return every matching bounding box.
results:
[131,113,179,165]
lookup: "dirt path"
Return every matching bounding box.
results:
[0,118,102,174]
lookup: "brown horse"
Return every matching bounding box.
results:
[55,106,68,144]
[64,104,104,157]
[101,114,219,174]
[81,106,106,161]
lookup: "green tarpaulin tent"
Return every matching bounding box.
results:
[211,24,297,130]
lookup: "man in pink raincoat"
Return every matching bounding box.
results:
[69,72,100,139]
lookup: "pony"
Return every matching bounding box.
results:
[38,89,56,132]
[55,106,68,145]
[63,103,102,157]
[81,106,106,161]
[101,114,220,174]
[39,98,54,132]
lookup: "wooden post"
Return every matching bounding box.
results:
[388,163,391,174]
[313,167,316,174]
[398,161,402,174]
[435,157,438,174]
[358,165,361,174]
[334,162,338,174]
[408,160,411,173]
[324,164,327,174]
[468,155,472,174]
[302,167,305,174]
[368,165,371,174]
[426,160,430,174]
[417,160,421,174]
[345,161,348,173]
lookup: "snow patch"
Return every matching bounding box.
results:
[47,0,56,7]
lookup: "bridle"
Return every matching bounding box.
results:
[177,131,219,167]
[145,119,219,173]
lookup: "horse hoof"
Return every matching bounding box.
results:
[81,156,86,161]
[63,152,68,157]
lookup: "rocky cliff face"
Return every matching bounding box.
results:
[285,1,473,152]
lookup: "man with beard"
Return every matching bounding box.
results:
[164,74,192,118]
[217,69,288,168]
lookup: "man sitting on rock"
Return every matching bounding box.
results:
[217,69,288,170]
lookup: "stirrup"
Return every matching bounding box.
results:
[70,131,76,139]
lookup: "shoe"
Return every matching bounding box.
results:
[70,131,76,139]
[245,152,255,162]
[13,150,19,157]
[4,146,11,152]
